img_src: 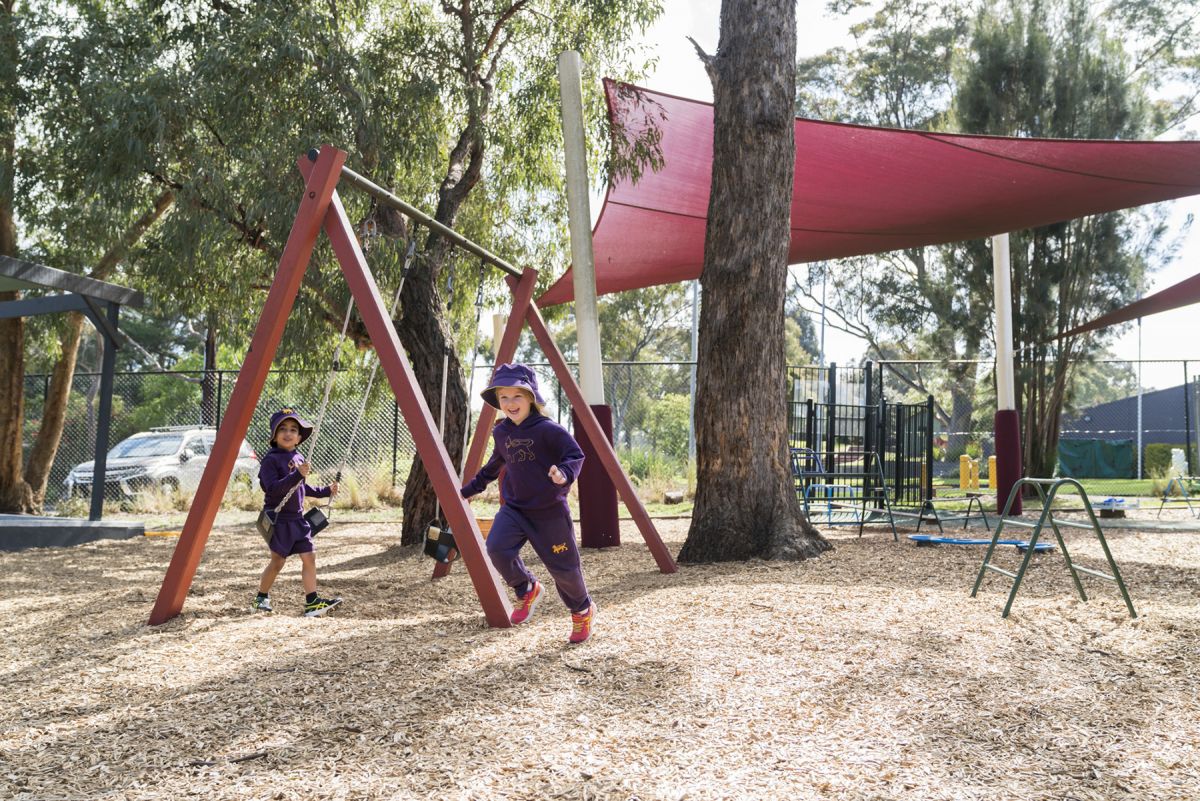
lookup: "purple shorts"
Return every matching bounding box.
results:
[268,515,315,558]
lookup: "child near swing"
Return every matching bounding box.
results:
[252,409,342,617]
[460,363,596,643]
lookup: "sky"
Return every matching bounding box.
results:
[582,0,1198,391]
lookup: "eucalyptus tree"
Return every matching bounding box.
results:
[2,1,663,524]
[954,0,1172,479]
[796,0,1188,469]
[795,0,986,457]
[0,1,179,512]
[678,0,829,563]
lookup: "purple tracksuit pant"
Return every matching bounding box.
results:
[486,504,591,614]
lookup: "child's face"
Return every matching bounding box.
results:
[274,420,302,450]
[495,387,533,424]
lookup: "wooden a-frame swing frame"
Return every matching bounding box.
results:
[148,145,676,627]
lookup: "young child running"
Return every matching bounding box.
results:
[460,363,596,643]
[253,409,342,617]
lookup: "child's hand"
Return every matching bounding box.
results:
[548,465,566,485]
[297,462,312,478]
[328,481,339,497]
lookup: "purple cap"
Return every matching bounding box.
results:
[269,408,314,445]
[480,363,546,410]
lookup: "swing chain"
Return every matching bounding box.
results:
[474,258,486,309]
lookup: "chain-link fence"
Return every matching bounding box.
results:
[23,360,700,510]
[25,358,1192,509]
[22,367,422,508]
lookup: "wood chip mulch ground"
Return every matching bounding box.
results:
[1,511,1197,800]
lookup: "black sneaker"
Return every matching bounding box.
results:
[303,596,342,617]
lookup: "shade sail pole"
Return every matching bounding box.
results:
[558,50,603,404]
[559,50,620,548]
[992,233,1022,515]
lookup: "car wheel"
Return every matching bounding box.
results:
[160,477,180,494]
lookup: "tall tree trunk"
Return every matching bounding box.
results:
[396,120,484,545]
[679,0,829,562]
[0,0,31,512]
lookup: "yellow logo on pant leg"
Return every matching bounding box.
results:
[552,542,568,554]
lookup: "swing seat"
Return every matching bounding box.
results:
[305,506,330,535]
[424,525,458,563]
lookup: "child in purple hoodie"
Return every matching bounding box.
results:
[252,409,342,618]
[461,363,596,643]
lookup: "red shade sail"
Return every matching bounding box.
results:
[1059,270,1200,339]
[538,80,1200,307]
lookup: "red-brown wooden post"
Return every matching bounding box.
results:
[148,147,346,625]
[522,300,677,574]
[316,176,513,626]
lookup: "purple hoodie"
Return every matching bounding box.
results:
[259,447,332,516]
[461,412,584,512]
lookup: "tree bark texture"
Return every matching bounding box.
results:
[679,0,830,563]
[0,0,30,512]
[395,132,483,545]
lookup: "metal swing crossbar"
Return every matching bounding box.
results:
[970,477,1137,619]
[148,145,676,628]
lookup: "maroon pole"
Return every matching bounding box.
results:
[995,409,1023,515]
[312,162,512,628]
[149,147,345,625]
[572,405,620,548]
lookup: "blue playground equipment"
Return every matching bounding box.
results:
[908,534,1053,552]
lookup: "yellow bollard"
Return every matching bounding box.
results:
[960,454,970,489]
[988,455,997,488]
[970,458,980,490]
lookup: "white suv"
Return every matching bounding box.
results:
[64,426,259,499]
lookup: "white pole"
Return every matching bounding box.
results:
[688,279,700,460]
[992,235,1016,411]
[557,50,604,404]
[1137,317,1144,479]
[992,233,1022,514]
[819,263,827,367]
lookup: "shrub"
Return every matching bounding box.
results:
[1144,443,1176,478]
[645,394,692,461]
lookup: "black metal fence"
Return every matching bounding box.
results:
[787,363,934,507]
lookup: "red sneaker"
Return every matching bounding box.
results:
[510,580,543,625]
[569,604,595,644]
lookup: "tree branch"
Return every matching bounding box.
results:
[687,36,718,89]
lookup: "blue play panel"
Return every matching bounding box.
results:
[908,534,1054,552]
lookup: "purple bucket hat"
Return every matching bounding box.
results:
[480,363,546,410]
[269,408,314,445]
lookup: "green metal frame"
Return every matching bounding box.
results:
[970,477,1137,619]
[1157,476,1199,519]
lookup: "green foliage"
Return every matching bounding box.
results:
[1143,443,1174,478]
[618,444,684,485]
[118,355,204,434]
[645,393,691,461]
